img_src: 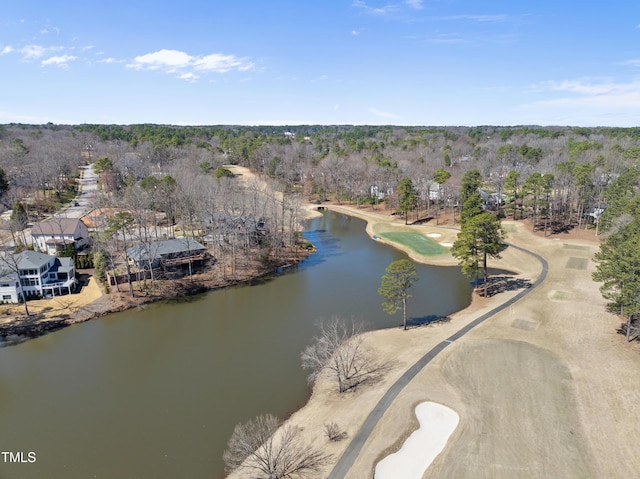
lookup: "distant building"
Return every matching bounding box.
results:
[31,218,90,255]
[81,208,127,232]
[0,251,76,302]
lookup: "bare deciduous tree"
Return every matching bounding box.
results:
[223,414,328,479]
[323,422,347,442]
[301,317,385,393]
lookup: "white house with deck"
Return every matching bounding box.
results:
[0,251,76,303]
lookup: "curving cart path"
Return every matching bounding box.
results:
[327,243,549,479]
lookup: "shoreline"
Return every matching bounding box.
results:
[228,204,544,479]
[230,202,634,479]
[0,246,315,345]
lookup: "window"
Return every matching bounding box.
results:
[3,295,11,300]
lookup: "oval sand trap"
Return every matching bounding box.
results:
[375,402,459,479]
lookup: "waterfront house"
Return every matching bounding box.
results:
[0,251,76,303]
[126,238,207,271]
[31,218,90,255]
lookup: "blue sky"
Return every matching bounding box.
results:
[1,1,639,126]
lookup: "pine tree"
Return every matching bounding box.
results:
[452,212,506,296]
[397,177,417,225]
[378,259,419,330]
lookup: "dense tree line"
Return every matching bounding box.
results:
[2,123,639,227]
[1,122,639,303]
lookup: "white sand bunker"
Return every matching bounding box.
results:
[440,242,453,247]
[427,233,442,238]
[374,402,459,479]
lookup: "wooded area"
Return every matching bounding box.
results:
[0,123,639,331]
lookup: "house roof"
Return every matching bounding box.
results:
[32,218,86,236]
[81,208,129,229]
[49,256,74,274]
[0,251,52,281]
[0,253,73,283]
[15,251,53,269]
[127,238,206,263]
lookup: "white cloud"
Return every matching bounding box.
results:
[405,0,424,9]
[369,107,400,119]
[40,26,60,35]
[41,54,77,66]
[21,45,47,59]
[97,57,117,64]
[311,74,329,83]
[622,59,640,67]
[1,46,14,55]
[352,0,398,16]
[129,49,193,71]
[127,48,253,79]
[352,29,361,36]
[194,53,253,73]
[536,79,640,98]
[430,34,467,44]
[178,72,199,82]
[443,14,508,23]
[519,78,640,126]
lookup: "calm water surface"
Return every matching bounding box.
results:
[0,211,471,479]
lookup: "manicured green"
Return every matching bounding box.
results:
[379,232,446,256]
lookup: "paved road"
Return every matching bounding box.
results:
[58,163,98,219]
[326,243,549,479]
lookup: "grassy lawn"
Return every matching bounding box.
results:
[379,232,446,256]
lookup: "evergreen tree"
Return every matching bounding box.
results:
[433,168,451,225]
[397,177,417,225]
[378,259,419,330]
[505,170,521,220]
[593,201,640,341]
[460,169,484,225]
[0,167,8,198]
[452,212,506,296]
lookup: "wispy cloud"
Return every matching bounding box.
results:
[405,0,423,9]
[442,14,509,23]
[537,79,640,97]
[311,74,329,83]
[22,44,48,60]
[527,79,640,114]
[352,0,399,16]
[40,26,60,35]
[127,49,254,79]
[41,54,77,67]
[621,58,640,67]
[1,46,14,55]
[352,29,361,36]
[369,107,400,119]
[430,33,468,44]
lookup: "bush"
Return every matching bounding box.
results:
[214,167,234,179]
[93,251,107,284]
[324,422,347,442]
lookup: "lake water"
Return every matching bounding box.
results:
[0,211,471,479]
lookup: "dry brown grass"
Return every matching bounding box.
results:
[230,204,640,479]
